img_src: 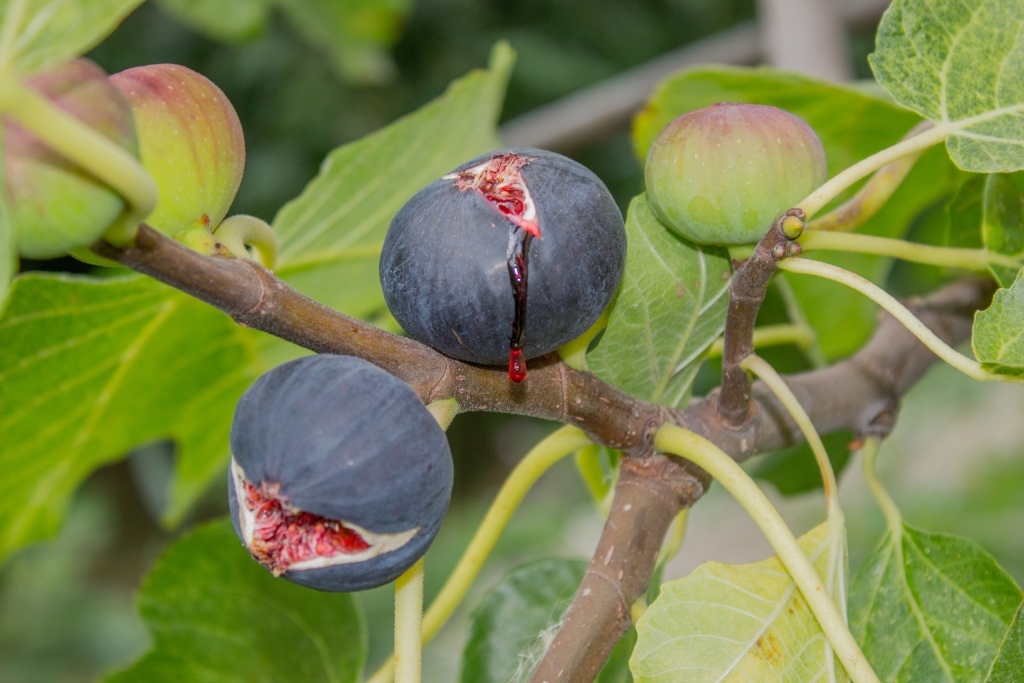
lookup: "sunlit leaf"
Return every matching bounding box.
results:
[985,602,1024,682]
[588,195,730,407]
[0,274,259,564]
[0,0,142,75]
[631,523,848,682]
[850,522,1023,682]
[105,519,365,683]
[870,0,1024,172]
[271,43,514,323]
[972,269,1024,375]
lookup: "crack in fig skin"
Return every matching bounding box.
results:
[243,480,369,576]
[450,152,541,383]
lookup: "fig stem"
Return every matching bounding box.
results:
[213,215,279,268]
[653,508,688,569]
[740,354,841,519]
[798,231,1022,272]
[777,258,1024,384]
[573,444,611,508]
[425,398,459,431]
[0,76,157,246]
[393,558,424,683]
[655,424,879,683]
[365,426,592,683]
[797,122,948,220]
[0,0,27,70]
[860,437,904,530]
[556,309,609,371]
[806,121,933,233]
[707,322,817,358]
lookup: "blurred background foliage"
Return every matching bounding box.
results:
[3,1,1022,682]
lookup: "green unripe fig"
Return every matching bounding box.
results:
[645,103,827,246]
[109,64,245,236]
[5,58,138,259]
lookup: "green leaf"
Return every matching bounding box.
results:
[634,66,959,358]
[105,518,365,683]
[461,558,633,683]
[274,0,409,84]
[271,42,514,323]
[849,523,1023,682]
[869,0,1024,173]
[155,0,269,43]
[973,269,1024,375]
[631,523,847,682]
[983,173,1024,287]
[0,274,258,564]
[0,0,143,76]
[985,602,1024,682]
[587,195,731,407]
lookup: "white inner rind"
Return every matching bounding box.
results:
[231,458,420,571]
[443,157,538,224]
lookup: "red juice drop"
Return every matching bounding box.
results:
[508,348,527,383]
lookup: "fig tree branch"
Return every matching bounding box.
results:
[93,226,992,682]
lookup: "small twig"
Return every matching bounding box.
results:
[717,210,803,426]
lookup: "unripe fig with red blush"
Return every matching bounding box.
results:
[645,103,827,245]
[379,147,626,382]
[228,354,453,592]
[109,64,244,236]
[5,58,138,258]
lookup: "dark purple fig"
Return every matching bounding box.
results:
[379,147,626,382]
[228,354,453,592]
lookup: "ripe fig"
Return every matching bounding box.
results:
[109,63,244,236]
[645,103,827,245]
[379,147,626,382]
[228,354,453,592]
[5,58,138,259]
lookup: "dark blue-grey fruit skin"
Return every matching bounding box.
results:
[379,147,626,366]
[228,354,453,592]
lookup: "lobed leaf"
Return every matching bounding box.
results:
[270,42,513,324]
[105,519,365,683]
[972,268,1024,375]
[631,523,848,682]
[588,195,730,407]
[461,558,633,683]
[849,523,1023,682]
[634,66,959,359]
[870,0,1024,173]
[0,0,142,75]
[0,274,259,564]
